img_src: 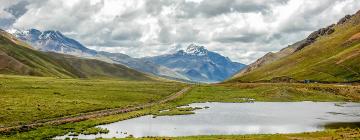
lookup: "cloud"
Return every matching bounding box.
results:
[5,1,29,18]
[13,0,104,31]
[215,36,257,43]
[1,0,360,64]
[0,0,27,29]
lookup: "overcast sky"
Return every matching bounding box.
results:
[1,0,360,64]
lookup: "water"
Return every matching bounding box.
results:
[54,102,360,139]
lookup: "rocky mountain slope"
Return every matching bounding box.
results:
[0,29,152,81]
[230,10,360,83]
[9,29,188,81]
[144,44,246,83]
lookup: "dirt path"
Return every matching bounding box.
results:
[0,86,192,133]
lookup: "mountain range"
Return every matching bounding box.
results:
[143,44,246,82]
[230,10,360,83]
[8,29,246,82]
[8,29,189,81]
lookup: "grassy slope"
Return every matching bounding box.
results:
[0,31,153,81]
[0,74,185,127]
[0,32,74,77]
[233,39,305,78]
[231,13,360,83]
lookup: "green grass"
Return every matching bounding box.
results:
[0,74,185,127]
[0,109,152,139]
[231,13,360,83]
[169,83,357,106]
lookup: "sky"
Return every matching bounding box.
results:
[0,0,360,64]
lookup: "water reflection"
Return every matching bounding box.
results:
[54,102,360,139]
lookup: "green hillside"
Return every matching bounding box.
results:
[0,30,152,81]
[230,11,360,83]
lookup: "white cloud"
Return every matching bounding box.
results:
[1,0,360,64]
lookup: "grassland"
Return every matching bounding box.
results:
[0,74,186,128]
[171,83,360,106]
[1,78,360,139]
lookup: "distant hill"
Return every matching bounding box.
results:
[143,44,246,83]
[0,29,153,81]
[230,10,360,83]
[9,29,188,81]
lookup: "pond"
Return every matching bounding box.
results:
[54,102,360,139]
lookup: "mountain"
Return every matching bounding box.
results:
[9,29,97,57]
[143,44,246,83]
[0,29,153,81]
[9,29,188,81]
[230,10,360,83]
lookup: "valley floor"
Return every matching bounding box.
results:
[0,75,360,139]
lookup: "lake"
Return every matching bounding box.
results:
[54,102,360,139]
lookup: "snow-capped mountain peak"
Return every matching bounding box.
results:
[144,44,247,83]
[11,28,97,56]
[183,44,208,56]
[40,30,64,40]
